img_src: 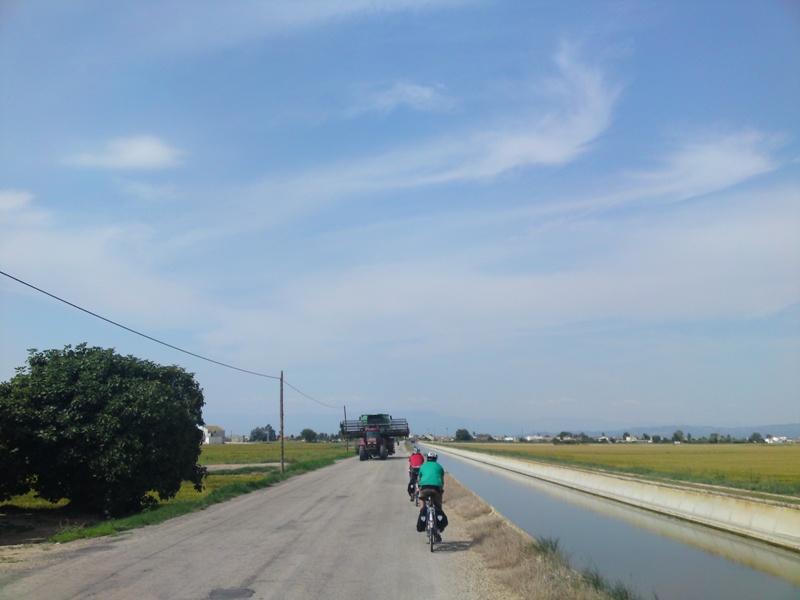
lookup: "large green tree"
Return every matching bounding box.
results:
[300,428,317,443]
[0,344,207,516]
[250,424,276,442]
[454,428,473,441]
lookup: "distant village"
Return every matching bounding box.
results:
[199,424,796,445]
[412,430,796,445]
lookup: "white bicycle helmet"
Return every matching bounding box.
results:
[427,452,438,460]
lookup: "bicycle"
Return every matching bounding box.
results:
[420,491,439,552]
[409,468,420,503]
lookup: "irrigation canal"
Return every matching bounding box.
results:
[427,446,800,599]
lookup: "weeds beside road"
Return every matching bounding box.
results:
[446,476,633,600]
[1,442,349,545]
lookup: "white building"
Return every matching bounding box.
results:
[199,425,225,444]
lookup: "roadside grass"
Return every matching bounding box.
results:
[199,440,352,464]
[1,442,352,544]
[49,456,340,543]
[445,476,647,600]
[449,443,800,498]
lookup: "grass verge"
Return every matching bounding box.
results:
[445,475,652,600]
[47,457,337,543]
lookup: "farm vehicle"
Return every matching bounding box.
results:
[340,413,410,461]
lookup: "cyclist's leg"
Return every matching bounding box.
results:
[433,487,443,510]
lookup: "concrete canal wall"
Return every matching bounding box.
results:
[432,445,800,553]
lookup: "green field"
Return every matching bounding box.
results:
[199,440,351,465]
[449,442,800,497]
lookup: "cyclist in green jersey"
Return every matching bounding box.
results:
[417,452,445,509]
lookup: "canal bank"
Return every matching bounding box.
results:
[428,445,800,553]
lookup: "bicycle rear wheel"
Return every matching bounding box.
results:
[427,506,436,552]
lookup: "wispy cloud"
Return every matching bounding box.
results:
[0,189,48,227]
[537,128,787,219]
[63,135,183,170]
[0,189,34,212]
[347,81,454,116]
[241,45,620,223]
[118,0,471,57]
[624,129,781,202]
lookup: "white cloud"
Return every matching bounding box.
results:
[348,81,454,116]
[625,129,781,202]
[119,180,182,203]
[242,45,620,223]
[0,189,49,228]
[539,128,787,218]
[113,0,472,57]
[0,189,34,212]
[63,135,183,170]
[231,183,799,361]
[0,196,207,330]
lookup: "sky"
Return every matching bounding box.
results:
[1,1,799,437]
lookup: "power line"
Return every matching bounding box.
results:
[2,269,340,409]
[1,268,280,380]
[284,379,339,409]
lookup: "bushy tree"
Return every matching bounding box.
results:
[454,428,473,441]
[300,428,317,442]
[0,344,206,516]
[250,424,276,442]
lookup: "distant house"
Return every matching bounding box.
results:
[199,425,225,444]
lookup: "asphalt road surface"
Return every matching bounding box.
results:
[0,448,498,600]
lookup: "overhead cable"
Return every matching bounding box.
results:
[284,379,339,409]
[0,269,280,380]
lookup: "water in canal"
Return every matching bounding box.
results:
[437,450,800,599]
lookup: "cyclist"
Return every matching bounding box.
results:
[417,451,446,540]
[407,447,425,500]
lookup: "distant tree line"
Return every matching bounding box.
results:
[298,429,339,443]
[249,424,277,442]
[248,426,341,443]
[450,427,776,444]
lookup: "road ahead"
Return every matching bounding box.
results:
[0,448,496,600]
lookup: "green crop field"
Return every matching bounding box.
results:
[449,442,800,497]
[199,440,352,464]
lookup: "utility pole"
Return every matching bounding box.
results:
[280,370,285,474]
[343,405,348,453]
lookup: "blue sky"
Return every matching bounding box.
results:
[1,1,798,436]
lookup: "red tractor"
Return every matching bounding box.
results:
[340,413,410,461]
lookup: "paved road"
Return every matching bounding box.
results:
[0,448,492,600]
